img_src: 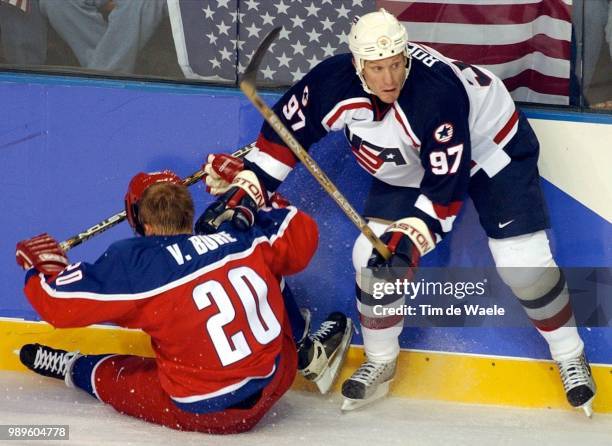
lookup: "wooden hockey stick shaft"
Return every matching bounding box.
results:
[239,28,391,260]
[59,142,256,252]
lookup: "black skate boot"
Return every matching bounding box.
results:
[556,351,596,417]
[19,343,80,381]
[297,312,353,394]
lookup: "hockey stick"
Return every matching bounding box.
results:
[58,142,256,252]
[239,28,392,260]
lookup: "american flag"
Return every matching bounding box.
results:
[168,0,376,85]
[0,0,29,13]
[168,0,572,104]
[379,0,573,105]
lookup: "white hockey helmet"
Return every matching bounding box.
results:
[349,9,410,94]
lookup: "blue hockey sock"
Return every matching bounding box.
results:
[282,284,306,344]
[70,354,113,399]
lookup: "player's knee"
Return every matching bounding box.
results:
[352,234,370,273]
[488,230,559,300]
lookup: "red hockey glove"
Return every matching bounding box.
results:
[367,218,436,280]
[203,153,245,195]
[196,170,269,234]
[16,233,69,276]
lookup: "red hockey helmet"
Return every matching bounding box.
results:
[125,170,182,235]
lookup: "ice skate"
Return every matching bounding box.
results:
[18,343,80,382]
[341,357,397,411]
[556,351,596,417]
[298,312,353,394]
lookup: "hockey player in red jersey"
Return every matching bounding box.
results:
[200,10,596,416]
[15,169,340,434]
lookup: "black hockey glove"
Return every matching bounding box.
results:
[196,170,268,234]
[367,218,436,281]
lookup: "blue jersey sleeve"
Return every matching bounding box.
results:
[23,243,139,328]
[245,54,358,191]
[56,243,132,294]
[414,93,471,238]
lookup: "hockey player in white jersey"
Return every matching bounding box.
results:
[201,9,596,415]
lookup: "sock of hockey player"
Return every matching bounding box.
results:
[280,281,310,344]
[489,234,597,417]
[297,312,353,394]
[509,262,596,417]
[341,278,403,412]
[68,353,115,397]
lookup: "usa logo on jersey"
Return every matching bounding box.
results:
[346,129,408,174]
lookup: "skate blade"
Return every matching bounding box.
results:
[579,398,595,418]
[313,319,354,394]
[341,380,390,412]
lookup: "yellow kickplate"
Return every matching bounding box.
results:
[295,346,611,413]
[2,320,610,413]
[0,319,154,371]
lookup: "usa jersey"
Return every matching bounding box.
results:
[245,43,519,240]
[23,207,317,404]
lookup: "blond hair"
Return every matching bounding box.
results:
[138,183,194,235]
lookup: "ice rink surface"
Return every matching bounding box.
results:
[2,371,611,446]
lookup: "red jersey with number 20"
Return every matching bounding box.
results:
[23,206,318,404]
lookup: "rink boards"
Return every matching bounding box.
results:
[0,74,610,411]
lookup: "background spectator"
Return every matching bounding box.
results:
[0,0,46,65]
[39,0,167,73]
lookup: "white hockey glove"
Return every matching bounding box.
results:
[203,153,245,196]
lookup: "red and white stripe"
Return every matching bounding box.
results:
[322,98,373,131]
[494,109,519,147]
[245,136,296,182]
[378,0,573,105]
[1,0,29,12]
[392,104,421,148]
[351,143,384,174]
[359,311,405,330]
[415,194,462,233]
